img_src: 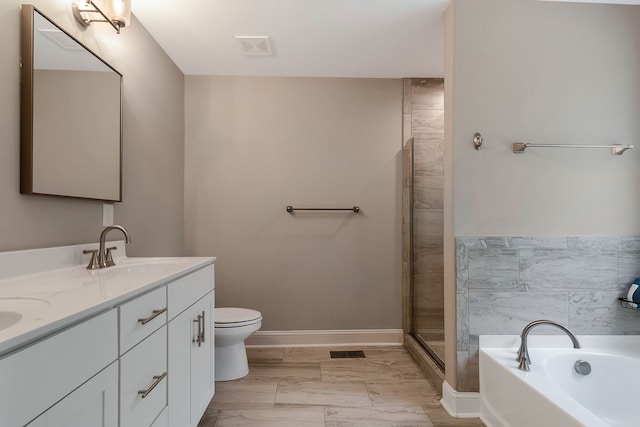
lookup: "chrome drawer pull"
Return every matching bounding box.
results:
[137,308,167,325]
[200,310,205,343]
[193,314,203,347]
[138,372,167,398]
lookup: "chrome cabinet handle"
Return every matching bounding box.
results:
[200,310,205,344]
[137,308,167,325]
[193,314,203,347]
[137,372,167,399]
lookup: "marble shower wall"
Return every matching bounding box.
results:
[456,236,640,392]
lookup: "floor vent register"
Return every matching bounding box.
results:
[329,350,366,359]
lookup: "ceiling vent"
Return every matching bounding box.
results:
[235,36,273,56]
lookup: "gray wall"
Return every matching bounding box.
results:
[0,1,184,256]
[445,0,640,390]
[451,0,640,237]
[184,76,402,331]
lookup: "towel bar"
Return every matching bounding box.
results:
[286,206,360,213]
[513,142,634,155]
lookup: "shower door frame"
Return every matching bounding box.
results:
[408,136,445,372]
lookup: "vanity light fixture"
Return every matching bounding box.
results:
[72,0,131,34]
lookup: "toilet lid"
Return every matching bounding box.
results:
[215,307,261,325]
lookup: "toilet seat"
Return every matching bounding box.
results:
[215,307,262,328]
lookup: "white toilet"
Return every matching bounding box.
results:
[214,307,262,381]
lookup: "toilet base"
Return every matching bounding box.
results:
[215,341,249,381]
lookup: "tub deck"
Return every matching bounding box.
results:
[479,335,640,427]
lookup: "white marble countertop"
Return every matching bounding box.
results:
[0,242,215,357]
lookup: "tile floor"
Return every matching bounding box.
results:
[197,346,485,427]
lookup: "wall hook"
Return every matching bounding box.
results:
[473,132,483,150]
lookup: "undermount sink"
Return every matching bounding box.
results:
[0,298,51,331]
[0,312,22,331]
[105,258,189,274]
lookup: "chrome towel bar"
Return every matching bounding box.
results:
[513,142,634,155]
[286,206,360,213]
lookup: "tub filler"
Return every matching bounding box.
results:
[480,335,640,427]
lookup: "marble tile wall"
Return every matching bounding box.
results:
[455,236,640,392]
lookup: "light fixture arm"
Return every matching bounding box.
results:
[73,0,122,34]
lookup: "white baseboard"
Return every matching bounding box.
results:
[440,381,481,418]
[245,329,403,347]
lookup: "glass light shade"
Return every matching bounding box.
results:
[104,0,131,28]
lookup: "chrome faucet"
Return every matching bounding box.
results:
[99,225,131,268]
[517,320,581,372]
[83,225,131,269]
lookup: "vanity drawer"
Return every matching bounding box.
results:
[119,286,167,354]
[167,265,214,320]
[120,325,167,427]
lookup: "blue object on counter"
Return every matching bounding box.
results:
[627,279,640,303]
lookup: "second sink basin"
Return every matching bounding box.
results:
[0,311,22,331]
[0,298,51,331]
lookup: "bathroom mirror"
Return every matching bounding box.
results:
[20,4,122,201]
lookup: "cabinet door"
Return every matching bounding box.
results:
[26,362,118,427]
[168,291,214,427]
[190,293,214,425]
[0,309,117,427]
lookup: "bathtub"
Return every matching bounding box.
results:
[479,335,640,427]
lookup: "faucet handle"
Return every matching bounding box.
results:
[104,246,118,267]
[83,249,100,270]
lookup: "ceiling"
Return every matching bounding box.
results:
[131,0,449,78]
[132,0,640,79]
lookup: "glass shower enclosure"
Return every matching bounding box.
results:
[405,78,445,370]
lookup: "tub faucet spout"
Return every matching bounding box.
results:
[517,320,581,372]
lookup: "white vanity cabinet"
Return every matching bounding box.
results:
[0,310,118,427]
[0,250,215,427]
[167,265,215,427]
